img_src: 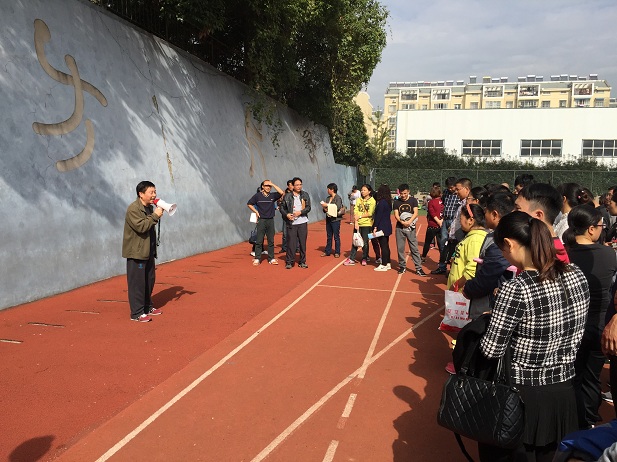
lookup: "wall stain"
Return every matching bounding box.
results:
[244,106,267,178]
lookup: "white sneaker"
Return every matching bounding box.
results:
[385,263,391,270]
[262,251,269,255]
[374,264,388,272]
[250,251,256,256]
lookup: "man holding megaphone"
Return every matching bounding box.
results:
[122,180,165,323]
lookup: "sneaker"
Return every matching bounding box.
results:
[602,391,613,404]
[361,260,367,266]
[320,252,330,257]
[416,269,427,276]
[285,263,293,269]
[385,263,391,270]
[146,308,162,316]
[269,259,278,265]
[253,259,260,266]
[299,263,309,269]
[250,251,256,257]
[131,314,152,322]
[397,267,406,274]
[445,361,456,375]
[374,264,388,272]
[343,258,356,266]
[431,267,447,275]
[262,251,269,255]
[375,258,382,265]
[334,253,340,258]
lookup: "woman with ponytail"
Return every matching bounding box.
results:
[478,211,590,462]
[564,205,617,430]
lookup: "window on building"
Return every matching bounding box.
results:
[433,103,448,109]
[519,85,539,97]
[388,105,396,113]
[388,117,396,125]
[594,99,605,107]
[541,101,551,108]
[519,100,538,108]
[402,104,416,110]
[484,87,503,98]
[454,104,462,110]
[506,101,514,108]
[559,100,567,108]
[470,102,479,109]
[485,101,501,109]
[520,139,562,157]
[582,140,617,157]
[461,139,502,156]
[407,140,445,152]
[421,104,428,110]
[401,92,418,101]
[389,129,396,137]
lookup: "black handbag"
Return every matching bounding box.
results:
[248,226,258,244]
[437,339,525,457]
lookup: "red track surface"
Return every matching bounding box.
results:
[2,219,614,461]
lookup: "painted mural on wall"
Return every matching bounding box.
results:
[32,19,108,172]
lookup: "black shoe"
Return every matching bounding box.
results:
[285,264,293,269]
[416,269,427,276]
[431,267,447,275]
[397,267,406,274]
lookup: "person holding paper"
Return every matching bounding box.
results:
[247,180,284,266]
[320,183,343,258]
[373,184,393,271]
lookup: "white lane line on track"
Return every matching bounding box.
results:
[251,304,443,462]
[336,393,357,429]
[322,440,339,462]
[318,284,443,296]
[94,260,347,462]
[357,270,403,380]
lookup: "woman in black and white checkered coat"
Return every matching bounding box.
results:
[478,211,590,462]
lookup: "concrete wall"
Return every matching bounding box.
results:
[0,0,355,310]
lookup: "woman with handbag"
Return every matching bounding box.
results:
[343,184,375,266]
[479,211,590,461]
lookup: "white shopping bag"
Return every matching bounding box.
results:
[352,232,364,248]
[439,290,471,333]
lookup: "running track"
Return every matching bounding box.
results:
[2,219,614,461]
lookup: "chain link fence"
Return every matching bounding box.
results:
[372,168,617,195]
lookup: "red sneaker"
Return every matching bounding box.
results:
[445,361,456,375]
[147,308,163,316]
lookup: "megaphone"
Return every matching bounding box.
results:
[153,198,177,216]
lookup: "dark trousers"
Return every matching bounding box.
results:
[286,222,308,265]
[349,226,371,261]
[324,219,341,255]
[478,442,555,462]
[574,333,606,428]
[281,215,288,251]
[372,236,381,260]
[422,226,442,257]
[611,355,617,419]
[255,217,276,260]
[127,257,155,319]
[376,235,390,265]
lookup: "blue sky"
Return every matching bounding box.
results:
[365,0,617,110]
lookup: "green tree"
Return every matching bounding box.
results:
[93,0,388,163]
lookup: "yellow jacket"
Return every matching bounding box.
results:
[355,196,376,227]
[447,228,488,290]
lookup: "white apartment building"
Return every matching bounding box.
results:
[383,74,617,166]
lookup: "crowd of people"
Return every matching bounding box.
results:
[125,174,617,460]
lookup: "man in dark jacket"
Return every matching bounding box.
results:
[280,177,311,269]
[122,180,163,322]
